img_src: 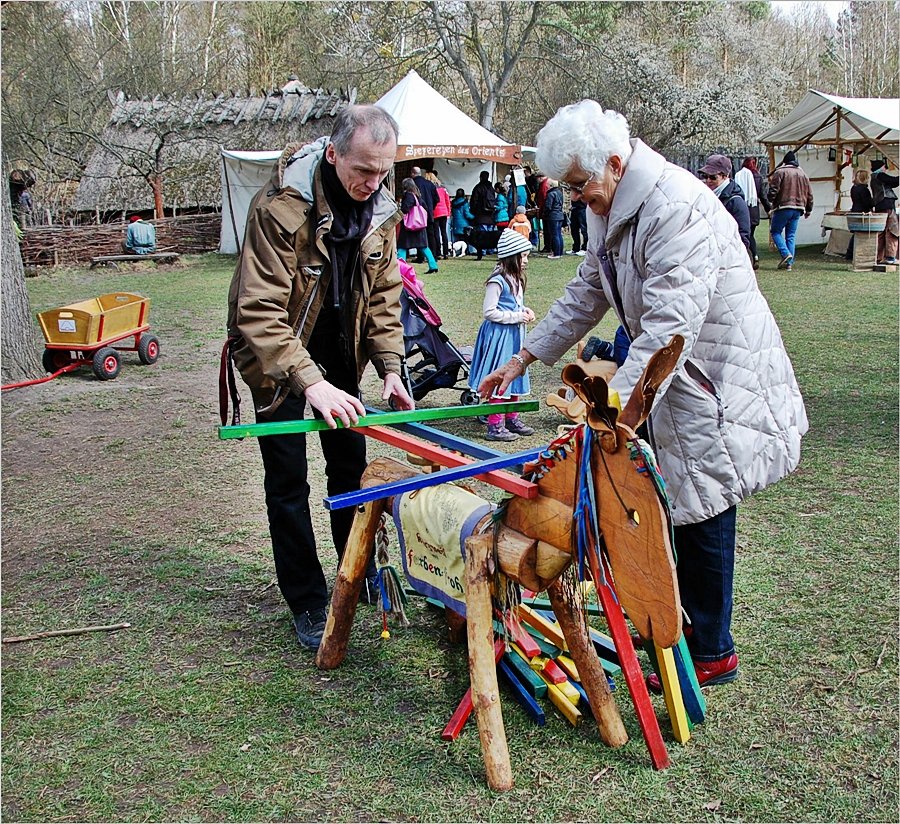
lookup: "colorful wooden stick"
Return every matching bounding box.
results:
[441,638,506,741]
[362,425,537,498]
[219,401,538,439]
[498,659,546,727]
[503,649,548,699]
[325,448,541,510]
[590,551,670,770]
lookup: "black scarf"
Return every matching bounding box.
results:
[315,156,375,368]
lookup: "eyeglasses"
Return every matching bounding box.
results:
[698,172,711,180]
[563,171,595,194]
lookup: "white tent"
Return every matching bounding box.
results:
[757,90,899,245]
[219,149,280,254]
[219,71,522,253]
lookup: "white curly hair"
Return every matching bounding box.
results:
[535,100,633,180]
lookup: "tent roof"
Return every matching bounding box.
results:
[374,70,520,163]
[757,89,899,146]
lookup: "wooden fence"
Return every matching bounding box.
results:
[20,213,221,267]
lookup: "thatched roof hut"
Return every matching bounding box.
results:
[72,78,356,218]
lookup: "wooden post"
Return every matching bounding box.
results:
[464,532,513,792]
[547,579,628,749]
[316,458,418,670]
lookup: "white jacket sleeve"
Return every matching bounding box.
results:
[482,281,524,324]
[524,242,612,364]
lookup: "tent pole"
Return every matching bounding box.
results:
[222,154,241,255]
[835,110,843,211]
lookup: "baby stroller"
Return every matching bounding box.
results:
[398,259,479,406]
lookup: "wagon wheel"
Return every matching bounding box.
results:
[42,348,70,375]
[460,389,481,406]
[138,334,160,365]
[92,347,121,380]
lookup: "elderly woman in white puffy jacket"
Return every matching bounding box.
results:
[479,100,808,692]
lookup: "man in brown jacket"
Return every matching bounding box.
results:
[767,151,813,271]
[227,105,414,650]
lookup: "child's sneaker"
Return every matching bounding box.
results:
[504,418,535,436]
[486,423,518,441]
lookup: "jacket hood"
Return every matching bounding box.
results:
[277,136,398,231]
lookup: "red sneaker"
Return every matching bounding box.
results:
[646,652,738,694]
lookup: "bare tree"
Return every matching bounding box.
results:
[426,0,542,130]
[1,188,42,383]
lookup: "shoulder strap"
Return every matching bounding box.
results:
[219,337,242,427]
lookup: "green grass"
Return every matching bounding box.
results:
[2,246,898,822]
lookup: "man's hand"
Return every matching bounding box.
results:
[478,350,535,400]
[382,372,415,411]
[304,380,366,429]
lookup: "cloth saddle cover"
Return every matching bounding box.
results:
[394,485,493,617]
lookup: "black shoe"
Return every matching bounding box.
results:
[293,608,327,650]
[425,268,439,274]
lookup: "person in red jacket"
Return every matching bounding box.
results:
[427,171,452,260]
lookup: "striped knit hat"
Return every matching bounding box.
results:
[496,228,533,259]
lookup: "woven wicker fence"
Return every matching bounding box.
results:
[20,213,222,267]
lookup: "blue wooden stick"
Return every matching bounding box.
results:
[324,448,540,510]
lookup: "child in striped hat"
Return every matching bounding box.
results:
[467,229,537,441]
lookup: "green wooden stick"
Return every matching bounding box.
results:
[218,400,539,439]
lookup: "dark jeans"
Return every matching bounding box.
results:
[257,340,368,615]
[545,218,564,256]
[570,208,588,252]
[426,219,440,261]
[435,216,450,257]
[673,505,737,662]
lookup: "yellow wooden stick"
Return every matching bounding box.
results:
[556,654,581,683]
[518,604,568,651]
[539,675,583,725]
[538,669,581,707]
[657,644,691,744]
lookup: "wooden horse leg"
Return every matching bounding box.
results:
[547,578,628,748]
[316,457,418,670]
[464,533,513,792]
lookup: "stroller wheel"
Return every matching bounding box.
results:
[460,389,481,406]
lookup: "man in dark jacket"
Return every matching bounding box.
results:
[469,170,498,256]
[699,154,751,255]
[469,170,497,226]
[767,151,813,271]
[870,159,899,264]
[227,105,414,651]
[411,167,440,267]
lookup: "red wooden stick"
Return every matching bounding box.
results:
[541,658,568,685]
[589,550,670,770]
[441,639,506,741]
[361,425,538,498]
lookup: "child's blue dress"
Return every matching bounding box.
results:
[468,274,531,398]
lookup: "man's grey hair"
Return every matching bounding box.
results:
[330,105,399,155]
[536,100,632,180]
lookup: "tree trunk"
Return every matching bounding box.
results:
[151,175,165,219]
[1,188,42,384]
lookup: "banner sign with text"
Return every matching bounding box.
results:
[397,144,522,163]
[395,485,494,617]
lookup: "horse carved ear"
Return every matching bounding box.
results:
[561,363,619,452]
[619,334,685,432]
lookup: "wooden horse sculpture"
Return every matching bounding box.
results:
[316,335,685,790]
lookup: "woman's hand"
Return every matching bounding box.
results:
[478,350,535,399]
[522,307,535,322]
